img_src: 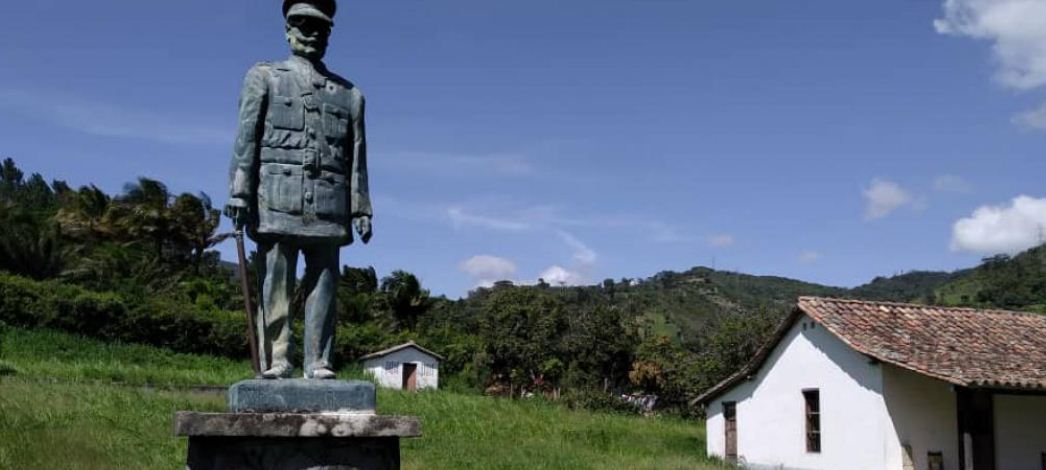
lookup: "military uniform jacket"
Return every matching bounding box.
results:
[228,55,370,245]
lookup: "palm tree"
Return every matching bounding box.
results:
[338,266,379,323]
[112,177,172,259]
[380,270,431,330]
[0,201,66,279]
[54,185,112,241]
[169,192,223,271]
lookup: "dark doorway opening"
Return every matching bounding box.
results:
[402,363,418,391]
[724,401,737,462]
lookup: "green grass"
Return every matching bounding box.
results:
[0,328,722,469]
[382,390,718,469]
[1,328,252,387]
[0,377,224,469]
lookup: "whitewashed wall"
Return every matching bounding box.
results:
[362,347,439,390]
[881,364,958,470]
[706,314,891,469]
[994,394,1046,470]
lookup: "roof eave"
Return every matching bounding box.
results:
[691,307,805,407]
[357,341,446,362]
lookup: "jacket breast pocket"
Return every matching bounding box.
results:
[323,103,350,141]
[260,164,303,214]
[270,95,304,131]
[314,172,347,220]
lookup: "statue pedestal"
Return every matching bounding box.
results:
[175,380,421,470]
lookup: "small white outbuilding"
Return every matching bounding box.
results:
[359,341,443,391]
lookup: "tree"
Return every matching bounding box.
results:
[168,192,222,271]
[628,334,700,409]
[55,185,112,241]
[338,266,379,324]
[342,266,378,294]
[112,177,173,259]
[0,160,67,279]
[560,304,635,391]
[379,270,431,330]
[0,158,24,200]
[691,310,778,393]
[0,201,66,279]
[479,286,567,396]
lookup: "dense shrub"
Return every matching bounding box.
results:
[0,272,427,365]
[0,273,248,359]
[561,388,638,415]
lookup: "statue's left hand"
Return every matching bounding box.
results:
[354,216,373,244]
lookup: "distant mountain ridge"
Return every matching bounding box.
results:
[567,245,1046,346]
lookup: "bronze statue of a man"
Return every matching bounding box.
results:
[225,0,371,379]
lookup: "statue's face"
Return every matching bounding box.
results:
[286,16,331,60]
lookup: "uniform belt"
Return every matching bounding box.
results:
[260,147,347,175]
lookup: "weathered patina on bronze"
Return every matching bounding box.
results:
[225,0,371,380]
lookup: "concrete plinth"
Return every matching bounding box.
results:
[185,436,402,470]
[229,379,376,413]
[175,380,421,470]
[176,412,421,470]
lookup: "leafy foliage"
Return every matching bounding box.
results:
[7,157,1045,417]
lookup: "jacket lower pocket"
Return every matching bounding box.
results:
[260,164,303,214]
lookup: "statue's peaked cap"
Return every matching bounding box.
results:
[283,0,336,24]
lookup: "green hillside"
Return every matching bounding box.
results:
[850,270,965,302]
[578,265,955,347]
[933,245,1046,313]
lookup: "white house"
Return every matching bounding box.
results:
[360,341,443,391]
[695,297,1046,470]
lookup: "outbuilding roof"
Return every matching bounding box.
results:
[694,297,1046,405]
[357,341,445,362]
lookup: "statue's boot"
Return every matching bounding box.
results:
[262,362,294,379]
[305,367,336,380]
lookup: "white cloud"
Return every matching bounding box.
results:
[934,174,974,193]
[1013,103,1046,130]
[951,195,1046,254]
[0,89,230,146]
[863,178,914,220]
[935,0,1046,91]
[460,255,517,279]
[798,251,821,264]
[443,204,689,244]
[709,234,735,248]
[538,265,587,286]
[556,230,598,266]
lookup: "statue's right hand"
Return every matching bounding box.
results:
[224,198,250,229]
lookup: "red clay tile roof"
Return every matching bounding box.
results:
[694,297,1046,405]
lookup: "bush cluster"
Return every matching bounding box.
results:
[0,273,420,367]
[0,273,248,358]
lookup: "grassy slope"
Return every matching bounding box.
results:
[0,328,252,386]
[0,328,720,469]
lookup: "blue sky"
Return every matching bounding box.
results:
[3,0,1046,298]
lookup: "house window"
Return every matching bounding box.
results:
[803,389,821,453]
[927,451,943,470]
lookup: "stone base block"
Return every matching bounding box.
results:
[186,436,401,470]
[175,412,422,470]
[229,379,376,413]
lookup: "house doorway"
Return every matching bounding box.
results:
[402,363,418,391]
[724,402,737,462]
